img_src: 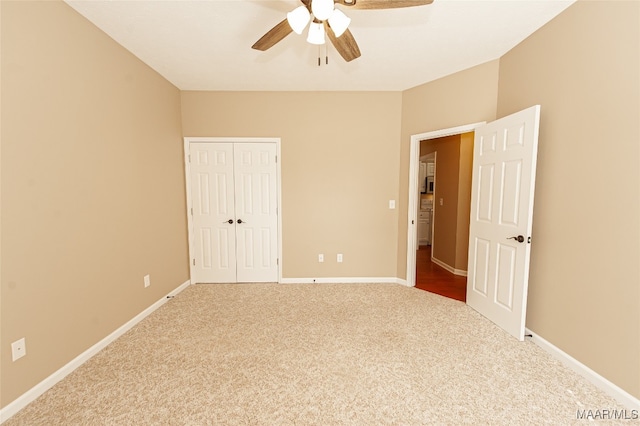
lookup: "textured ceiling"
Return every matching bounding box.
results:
[65,0,575,91]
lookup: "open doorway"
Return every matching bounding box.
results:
[414,134,473,301]
[405,122,485,300]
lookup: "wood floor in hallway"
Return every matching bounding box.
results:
[415,246,467,302]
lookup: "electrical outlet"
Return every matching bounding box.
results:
[337,253,343,263]
[144,274,151,288]
[318,254,324,263]
[12,338,26,361]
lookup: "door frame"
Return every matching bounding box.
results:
[406,123,485,287]
[183,137,283,284]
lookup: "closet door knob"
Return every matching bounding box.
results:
[224,219,234,224]
[507,235,525,243]
[237,219,244,224]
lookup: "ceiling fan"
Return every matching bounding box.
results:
[252,0,434,63]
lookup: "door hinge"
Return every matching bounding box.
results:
[188,154,191,163]
[275,155,277,163]
[192,259,196,266]
[277,258,279,266]
[191,207,193,215]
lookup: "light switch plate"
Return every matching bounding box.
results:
[389,200,396,209]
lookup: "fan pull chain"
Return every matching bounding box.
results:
[316,44,329,67]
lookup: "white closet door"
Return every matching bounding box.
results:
[190,143,236,283]
[233,143,278,283]
[189,142,278,283]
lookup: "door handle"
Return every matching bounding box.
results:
[224,219,234,224]
[507,235,525,243]
[237,219,245,224]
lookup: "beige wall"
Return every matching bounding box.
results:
[496,0,640,398]
[398,60,500,277]
[1,1,189,407]
[454,132,473,270]
[181,91,402,279]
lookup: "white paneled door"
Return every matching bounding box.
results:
[189,142,278,283]
[232,143,278,282]
[467,105,540,341]
[190,143,236,283]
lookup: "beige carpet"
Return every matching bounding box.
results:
[4,283,629,425]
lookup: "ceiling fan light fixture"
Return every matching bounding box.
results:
[328,9,351,37]
[307,22,325,45]
[311,0,334,21]
[287,6,311,34]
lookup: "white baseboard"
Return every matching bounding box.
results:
[525,328,640,410]
[280,277,406,285]
[431,257,467,277]
[0,280,191,424]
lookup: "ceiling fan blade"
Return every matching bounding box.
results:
[252,19,293,51]
[335,0,433,9]
[325,22,361,62]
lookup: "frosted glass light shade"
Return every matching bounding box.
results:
[307,22,325,45]
[311,0,334,21]
[328,9,350,37]
[287,6,311,34]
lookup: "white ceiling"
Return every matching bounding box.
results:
[64,0,575,92]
